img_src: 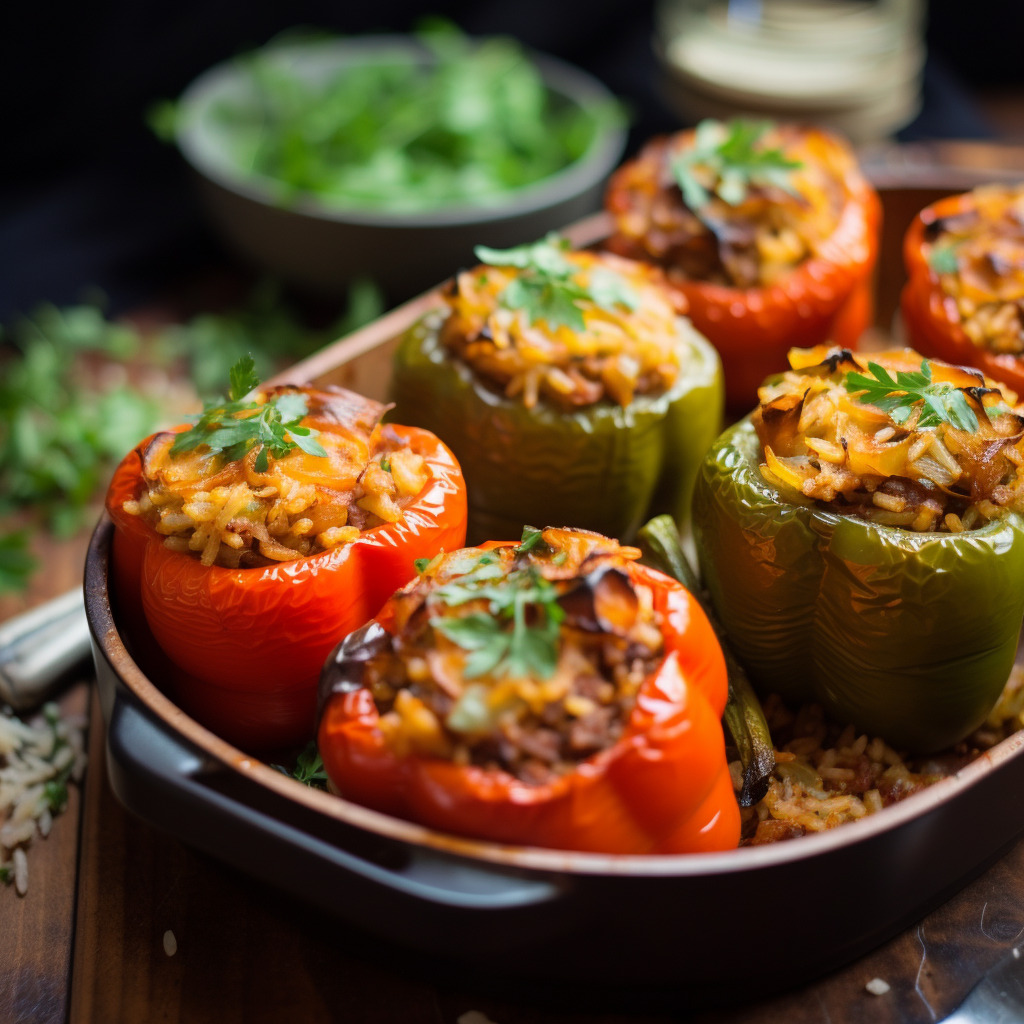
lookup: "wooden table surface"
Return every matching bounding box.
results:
[7,141,1024,1024]
[8,537,1024,1024]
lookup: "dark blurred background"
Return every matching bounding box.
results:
[2,0,1022,324]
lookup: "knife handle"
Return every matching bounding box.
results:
[0,588,91,711]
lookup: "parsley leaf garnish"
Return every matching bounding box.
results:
[515,525,545,555]
[844,360,980,432]
[670,118,803,212]
[271,740,328,789]
[928,244,960,275]
[474,235,639,332]
[429,532,565,680]
[170,356,327,472]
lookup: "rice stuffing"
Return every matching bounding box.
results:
[440,247,690,411]
[755,346,1024,532]
[604,121,854,289]
[924,184,1024,355]
[122,387,431,569]
[736,668,1024,844]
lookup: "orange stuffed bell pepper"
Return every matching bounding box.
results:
[105,358,467,752]
[317,526,740,855]
[604,119,881,412]
[901,183,1024,396]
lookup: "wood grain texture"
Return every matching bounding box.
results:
[0,680,89,1024]
[60,679,1024,1024]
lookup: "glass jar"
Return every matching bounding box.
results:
[656,0,926,143]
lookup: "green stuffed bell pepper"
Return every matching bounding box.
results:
[389,236,724,545]
[692,345,1024,754]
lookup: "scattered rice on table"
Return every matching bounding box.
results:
[736,666,1024,845]
[0,701,87,895]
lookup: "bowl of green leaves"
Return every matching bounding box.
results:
[162,23,628,303]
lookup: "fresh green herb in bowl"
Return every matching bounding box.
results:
[162,22,624,214]
[158,23,628,299]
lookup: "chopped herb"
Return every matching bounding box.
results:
[0,280,385,592]
[380,455,391,473]
[170,356,328,472]
[515,525,545,555]
[0,532,37,594]
[0,866,9,885]
[474,235,639,331]
[272,740,328,789]
[228,355,260,401]
[429,543,566,680]
[845,360,980,432]
[670,118,803,212]
[43,777,70,814]
[414,557,431,573]
[929,244,960,275]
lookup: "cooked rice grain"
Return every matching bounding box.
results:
[0,702,87,895]
[738,671,1024,844]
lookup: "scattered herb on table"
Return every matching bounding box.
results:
[0,279,383,591]
[0,532,37,595]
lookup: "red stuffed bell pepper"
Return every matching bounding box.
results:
[317,526,740,855]
[106,366,467,751]
[604,119,881,412]
[902,183,1024,396]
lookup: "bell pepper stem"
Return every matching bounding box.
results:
[638,515,775,805]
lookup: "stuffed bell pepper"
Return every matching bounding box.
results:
[902,183,1024,395]
[317,526,741,854]
[692,346,1024,753]
[604,119,881,412]
[106,359,467,750]
[389,236,723,545]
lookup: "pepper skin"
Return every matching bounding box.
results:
[106,414,467,752]
[902,190,1024,396]
[691,418,1024,753]
[389,313,723,546]
[605,127,882,413]
[317,536,740,854]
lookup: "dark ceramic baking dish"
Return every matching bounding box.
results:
[84,186,1024,997]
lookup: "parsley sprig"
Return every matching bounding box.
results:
[928,244,960,275]
[169,356,327,472]
[271,740,328,789]
[474,235,639,332]
[429,528,565,680]
[844,360,984,431]
[671,118,803,212]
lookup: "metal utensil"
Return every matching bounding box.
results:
[942,945,1024,1023]
[0,588,91,711]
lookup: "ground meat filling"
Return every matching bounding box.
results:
[605,123,851,289]
[755,347,1024,532]
[439,248,687,411]
[361,529,664,785]
[924,184,1024,355]
[122,386,431,568]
